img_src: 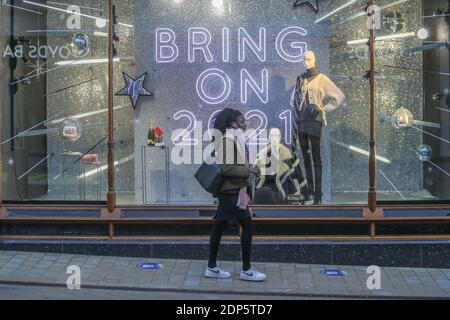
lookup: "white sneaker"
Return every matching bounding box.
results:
[240,268,267,282]
[204,266,231,279]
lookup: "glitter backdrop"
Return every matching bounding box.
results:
[329,0,424,198]
[132,0,332,204]
[46,0,136,201]
[41,0,426,204]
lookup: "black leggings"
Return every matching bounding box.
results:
[208,218,253,271]
[299,128,322,199]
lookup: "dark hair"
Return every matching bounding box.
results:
[213,108,244,134]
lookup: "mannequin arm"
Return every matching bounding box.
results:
[321,76,345,112]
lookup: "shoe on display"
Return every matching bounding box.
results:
[204,266,231,279]
[240,268,267,282]
[306,194,315,205]
[302,190,314,205]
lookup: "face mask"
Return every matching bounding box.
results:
[234,128,244,136]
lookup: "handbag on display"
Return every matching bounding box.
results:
[194,161,224,196]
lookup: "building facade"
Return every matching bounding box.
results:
[1,0,449,240]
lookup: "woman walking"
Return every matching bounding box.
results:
[204,108,266,282]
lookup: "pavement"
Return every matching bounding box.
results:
[1,250,450,300]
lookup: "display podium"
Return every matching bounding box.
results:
[141,144,170,204]
[59,151,102,201]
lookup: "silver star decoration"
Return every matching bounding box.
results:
[7,158,15,166]
[116,72,153,110]
[293,0,319,13]
[11,55,48,86]
[23,59,47,80]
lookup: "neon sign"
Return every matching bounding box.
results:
[196,68,232,105]
[153,26,309,147]
[155,26,308,64]
[155,26,308,106]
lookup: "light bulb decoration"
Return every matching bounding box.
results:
[96,18,107,28]
[389,107,441,130]
[59,119,82,142]
[417,145,432,162]
[392,107,414,130]
[417,28,429,40]
[69,33,90,58]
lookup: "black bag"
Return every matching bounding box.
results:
[194,162,224,195]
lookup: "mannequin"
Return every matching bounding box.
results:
[290,51,345,204]
[256,128,307,203]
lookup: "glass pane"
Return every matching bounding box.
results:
[328,0,371,205]
[375,0,450,203]
[1,0,108,202]
[109,0,135,205]
[112,0,372,206]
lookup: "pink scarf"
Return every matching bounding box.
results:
[237,188,251,210]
